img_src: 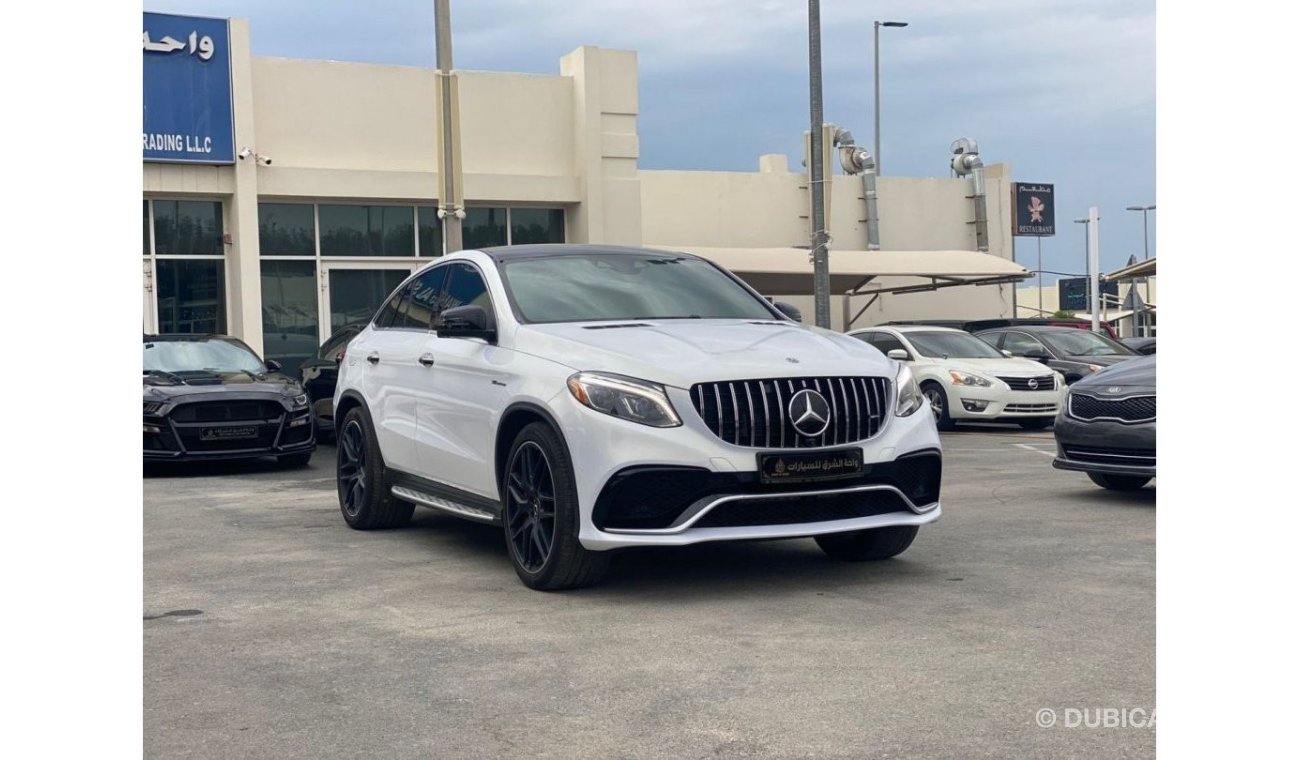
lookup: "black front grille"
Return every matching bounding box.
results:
[693,490,910,528]
[175,424,281,452]
[1069,394,1155,422]
[997,375,1056,391]
[689,376,890,448]
[171,400,284,423]
[1062,445,1156,468]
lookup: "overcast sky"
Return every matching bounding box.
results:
[146,0,1156,282]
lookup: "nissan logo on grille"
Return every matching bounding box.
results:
[788,389,831,438]
[1027,378,1038,390]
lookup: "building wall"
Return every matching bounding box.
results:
[144,15,1023,353]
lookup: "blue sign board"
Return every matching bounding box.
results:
[142,13,234,164]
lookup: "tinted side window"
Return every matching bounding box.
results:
[439,264,492,326]
[1000,332,1045,356]
[373,284,409,328]
[869,333,908,355]
[396,266,450,330]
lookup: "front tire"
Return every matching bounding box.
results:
[816,525,919,561]
[920,382,955,431]
[1087,472,1152,491]
[502,422,610,590]
[336,407,413,529]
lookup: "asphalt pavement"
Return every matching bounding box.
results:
[144,425,1155,759]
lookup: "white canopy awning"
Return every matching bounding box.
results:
[1103,257,1156,281]
[649,246,1031,296]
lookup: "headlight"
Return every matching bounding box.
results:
[567,372,682,428]
[948,370,992,387]
[289,393,309,409]
[895,364,923,417]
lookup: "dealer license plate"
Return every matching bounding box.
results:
[201,426,258,441]
[758,447,864,484]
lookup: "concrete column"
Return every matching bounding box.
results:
[559,46,642,245]
[226,18,264,353]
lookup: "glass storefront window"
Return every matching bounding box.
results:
[259,203,316,256]
[328,269,410,331]
[319,204,415,256]
[464,207,507,249]
[417,207,443,257]
[510,208,565,244]
[153,200,224,255]
[143,200,151,256]
[156,259,226,334]
[260,260,320,376]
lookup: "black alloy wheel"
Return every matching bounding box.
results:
[502,422,610,590]
[338,418,368,520]
[335,407,412,530]
[504,441,556,573]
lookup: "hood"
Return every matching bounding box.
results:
[1061,353,1131,367]
[1073,355,1156,392]
[515,320,896,388]
[927,356,1057,376]
[143,370,304,402]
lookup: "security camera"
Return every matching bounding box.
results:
[257,155,273,166]
[238,148,252,160]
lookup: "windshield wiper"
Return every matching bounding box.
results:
[143,369,185,383]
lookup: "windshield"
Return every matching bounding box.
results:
[498,253,778,323]
[143,338,266,374]
[1039,330,1134,357]
[906,331,1004,359]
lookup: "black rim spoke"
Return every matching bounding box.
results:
[505,441,556,573]
[338,421,367,516]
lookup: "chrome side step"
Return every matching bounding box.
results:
[391,486,498,523]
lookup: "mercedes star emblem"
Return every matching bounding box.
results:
[788,389,831,438]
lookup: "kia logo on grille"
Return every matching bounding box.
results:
[788,389,831,437]
[1027,378,1039,390]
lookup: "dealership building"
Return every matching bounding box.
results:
[143,12,1031,373]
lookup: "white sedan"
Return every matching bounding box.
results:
[848,325,1067,430]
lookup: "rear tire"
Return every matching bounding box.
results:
[816,525,919,561]
[336,407,414,529]
[920,382,954,431]
[1087,472,1152,491]
[502,422,610,590]
[1018,419,1052,430]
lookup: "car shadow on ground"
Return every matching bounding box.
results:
[1066,484,1156,509]
[401,509,943,598]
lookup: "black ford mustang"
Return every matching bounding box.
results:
[143,334,316,466]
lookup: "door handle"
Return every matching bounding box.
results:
[366,353,380,365]
[418,354,436,367]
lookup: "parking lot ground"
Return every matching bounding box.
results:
[145,426,1154,759]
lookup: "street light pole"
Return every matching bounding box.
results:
[808,0,831,328]
[1125,204,1155,335]
[873,20,908,176]
[1073,217,1090,314]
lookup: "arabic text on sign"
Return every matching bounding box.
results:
[142,31,215,61]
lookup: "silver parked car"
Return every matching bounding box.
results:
[1052,356,1155,490]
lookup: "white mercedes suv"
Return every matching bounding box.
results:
[333,245,942,589]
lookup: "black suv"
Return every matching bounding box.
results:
[143,334,316,466]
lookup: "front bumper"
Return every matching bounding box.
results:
[947,384,1067,421]
[144,393,316,462]
[1051,410,1156,477]
[557,385,943,550]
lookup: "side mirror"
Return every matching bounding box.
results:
[437,304,497,342]
[265,359,282,372]
[773,301,802,322]
[1001,349,1012,358]
[886,349,910,361]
